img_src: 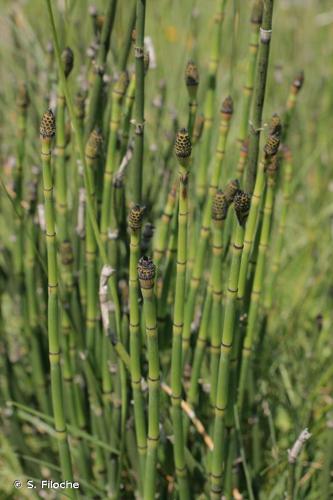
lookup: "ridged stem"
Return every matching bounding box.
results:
[209,218,225,409]
[121,73,136,158]
[25,213,50,415]
[153,182,177,266]
[238,5,262,144]
[187,283,212,410]
[183,112,231,360]
[85,146,98,354]
[245,0,274,192]
[131,0,146,204]
[171,166,190,499]
[188,98,198,139]
[101,85,125,248]
[210,221,245,498]
[264,148,293,309]
[85,0,118,136]
[195,0,227,202]
[40,134,75,494]
[129,228,147,486]
[119,0,137,71]
[238,172,276,412]
[238,153,269,305]
[45,0,124,353]
[140,278,160,499]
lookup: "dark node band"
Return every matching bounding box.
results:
[148,435,160,442]
[233,243,244,250]
[173,322,184,328]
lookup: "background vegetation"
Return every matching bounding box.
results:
[0,0,332,498]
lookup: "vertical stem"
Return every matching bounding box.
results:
[210,221,245,498]
[131,0,146,204]
[128,207,147,491]
[101,74,128,248]
[195,0,227,203]
[183,102,232,362]
[153,182,177,266]
[171,132,191,498]
[138,257,160,499]
[40,113,75,494]
[119,0,137,71]
[209,216,226,409]
[246,0,274,193]
[85,0,118,136]
[238,0,263,145]
[264,147,293,310]
[238,168,276,413]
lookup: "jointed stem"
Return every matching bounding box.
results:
[183,105,232,361]
[128,208,147,488]
[171,160,190,499]
[131,0,147,204]
[40,124,75,494]
[238,169,276,413]
[246,0,274,193]
[138,258,160,499]
[210,220,245,498]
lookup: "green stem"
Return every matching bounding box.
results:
[264,147,293,310]
[129,225,147,487]
[195,0,227,203]
[153,182,177,266]
[85,0,118,136]
[238,1,262,145]
[183,108,231,361]
[171,166,190,499]
[209,218,225,409]
[45,0,123,355]
[238,170,276,413]
[238,152,269,306]
[245,0,274,193]
[40,131,75,494]
[131,0,147,204]
[210,220,245,498]
[140,267,160,499]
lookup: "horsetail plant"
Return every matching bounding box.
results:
[14,82,29,281]
[238,0,263,145]
[185,60,199,138]
[282,71,304,142]
[196,0,227,203]
[40,109,75,492]
[246,0,274,193]
[171,128,192,499]
[85,128,103,353]
[183,97,233,361]
[210,190,251,498]
[238,127,281,310]
[153,181,177,266]
[238,151,279,412]
[138,256,160,500]
[186,191,228,422]
[265,146,293,310]
[131,0,147,204]
[85,0,117,136]
[101,72,129,250]
[209,190,229,409]
[128,204,147,486]
[2,2,328,499]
